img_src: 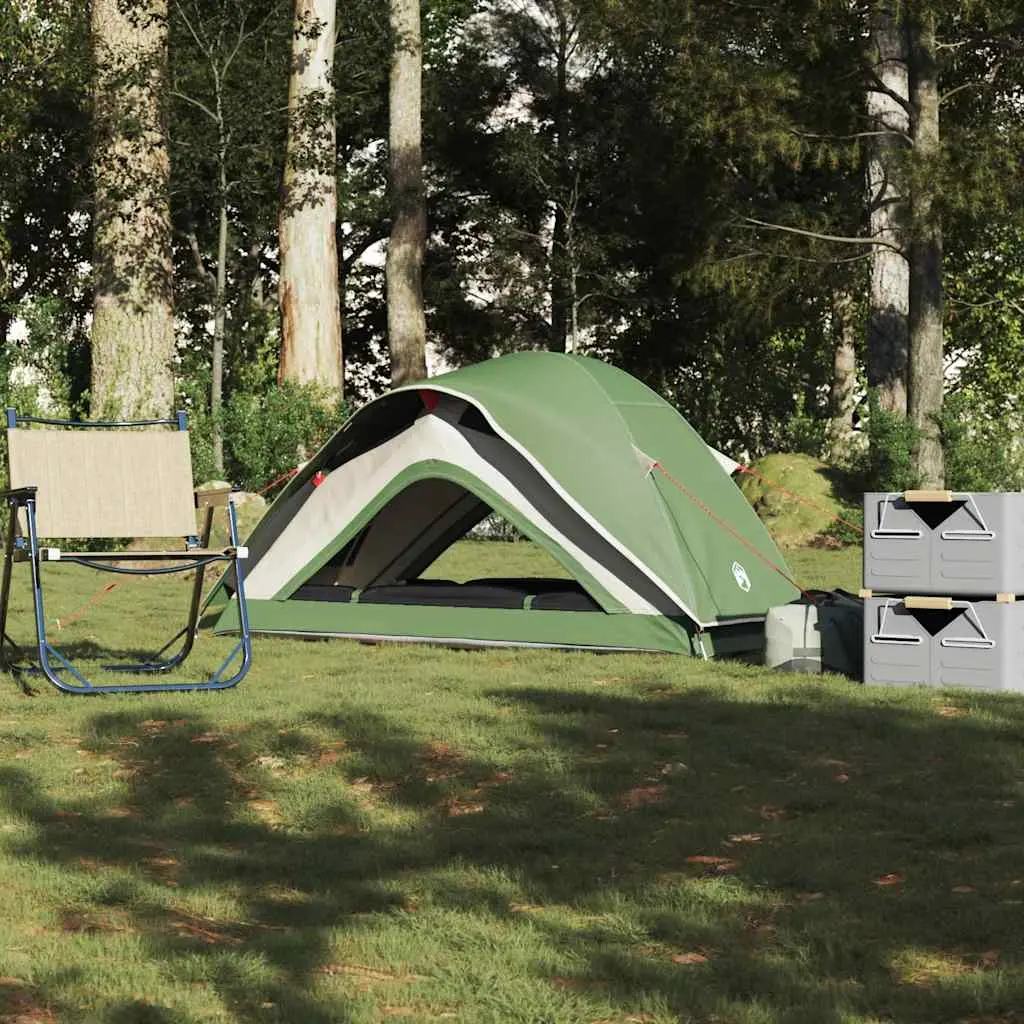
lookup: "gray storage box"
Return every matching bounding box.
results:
[863,595,1024,691]
[765,593,863,677]
[864,491,1024,596]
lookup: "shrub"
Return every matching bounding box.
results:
[850,391,921,492]
[940,392,1024,492]
[178,376,217,486]
[778,409,828,459]
[468,513,524,542]
[222,381,349,493]
[179,379,349,493]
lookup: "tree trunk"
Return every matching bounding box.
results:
[569,259,579,353]
[386,0,428,387]
[548,5,571,354]
[826,289,859,464]
[279,0,342,402]
[907,10,944,487]
[210,68,230,477]
[550,203,569,353]
[90,0,175,420]
[865,4,909,416]
[212,172,228,476]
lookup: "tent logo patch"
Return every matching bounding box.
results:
[731,561,752,593]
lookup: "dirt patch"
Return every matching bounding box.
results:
[620,784,667,809]
[0,977,56,1023]
[418,741,467,783]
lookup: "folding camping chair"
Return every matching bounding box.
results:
[0,409,252,694]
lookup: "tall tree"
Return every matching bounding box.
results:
[279,0,342,401]
[907,5,943,485]
[865,4,910,415]
[574,0,864,453]
[424,0,608,363]
[543,0,576,353]
[169,0,287,474]
[827,288,860,462]
[90,0,176,420]
[491,0,600,354]
[386,0,428,386]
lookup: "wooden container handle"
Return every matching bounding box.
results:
[903,489,954,503]
[903,596,954,611]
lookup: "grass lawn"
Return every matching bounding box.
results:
[0,542,1022,1023]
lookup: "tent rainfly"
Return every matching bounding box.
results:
[211,352,799,656]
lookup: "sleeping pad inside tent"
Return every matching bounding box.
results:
[210,352,799,656]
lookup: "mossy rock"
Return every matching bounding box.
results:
[738,453,857,549]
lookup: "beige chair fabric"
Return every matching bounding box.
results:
[7,429,197,538]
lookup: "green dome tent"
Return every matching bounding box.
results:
[212,352,799,656]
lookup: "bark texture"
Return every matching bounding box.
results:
[826,289,859,464]
[209,59,231,475]
[212,194,228,474]
[908,10,944,487]
[279,0,342,401]
[548,5,570,354]
[865,5,910,415]
[90,0,175,420]
[386,0,428,387]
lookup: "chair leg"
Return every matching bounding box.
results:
[0,502,33,690]
[0,503,20,663]
[23,497,94,693]
[21,497,252,695]
[226,499,253,679]
[178,503,217,656]
[170,501,218,662]
[0,503,15,648]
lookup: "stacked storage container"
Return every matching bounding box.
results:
[862,491,1024,691]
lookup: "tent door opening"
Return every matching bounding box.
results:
[286,477,604,614]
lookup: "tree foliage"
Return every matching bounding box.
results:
[3,0,1024,483]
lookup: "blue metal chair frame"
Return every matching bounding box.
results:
[0,410,252,694]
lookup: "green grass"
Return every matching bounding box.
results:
[423,539,572,582]
[0,543,1022,1023]
[787,545,861,593]
[424,540,863,592]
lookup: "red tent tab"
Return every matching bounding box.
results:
[419,389,440,412]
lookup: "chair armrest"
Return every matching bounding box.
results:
[195,487,232,509]
[0,485,37,503]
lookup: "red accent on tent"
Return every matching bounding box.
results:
[419,389,440,412]
[312,471,326,488]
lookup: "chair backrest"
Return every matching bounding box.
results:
[7,425,197,539]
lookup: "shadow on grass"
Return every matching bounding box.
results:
[3,682,1024,1022]
[2,631,245,696]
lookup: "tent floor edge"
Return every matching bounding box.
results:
[213,598,766,659]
